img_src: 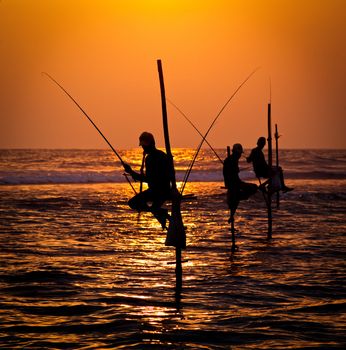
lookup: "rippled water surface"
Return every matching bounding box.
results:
[1,150,346,349]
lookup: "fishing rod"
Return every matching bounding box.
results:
[42,72,126,166]
[43,72,137,195]
[123,172,137,194]
[180,67,260,195]
[167,98,223,164]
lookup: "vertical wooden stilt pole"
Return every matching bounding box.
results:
[157,60,185,296]
[267,103,273,239]
[230,213,236,252]
[275,124,280,209]
[226,146,237,252]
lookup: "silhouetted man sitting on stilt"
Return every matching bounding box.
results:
[247,136,293,193]
[123,132,172,229]
[223,143,258,223]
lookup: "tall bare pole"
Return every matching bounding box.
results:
[267,103,273,239]
[157,60,185,293]
[275,124,280,209]
[226,146,236,252]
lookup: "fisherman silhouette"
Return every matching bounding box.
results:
[123,132,172,229]
[246,136,293,193]
[223,143,258,221]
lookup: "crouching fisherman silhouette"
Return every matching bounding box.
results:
[246,136,293,194]
[223,143,258,227]
[123,132,173,229]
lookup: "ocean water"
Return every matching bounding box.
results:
[0,148,345,349]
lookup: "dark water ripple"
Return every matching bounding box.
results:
[0,180,345,349]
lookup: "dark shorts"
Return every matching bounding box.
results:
[227,182,258,208]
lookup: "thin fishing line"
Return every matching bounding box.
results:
[167,98,223,164]
[43,72,137,195]
[42,72,125,165]
[180,67,260,195]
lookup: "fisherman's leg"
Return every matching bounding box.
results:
[228,204,238,224]
[247,182,258,196]
[239,182,258,200]
[227,194,238,252]
[128,191,152,212]
[277,167,293,193]
[258,177,270,193]
[150,196,170,229]
[227,190,239,224]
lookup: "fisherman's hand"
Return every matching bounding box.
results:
[123,163,133,174]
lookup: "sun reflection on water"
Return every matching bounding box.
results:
[1,176,345,349]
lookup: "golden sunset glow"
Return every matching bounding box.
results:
[0,0,344,341]
[1,0,345,149]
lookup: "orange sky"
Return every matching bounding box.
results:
[1,0,345,149]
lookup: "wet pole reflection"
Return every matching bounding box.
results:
[175,247,182,307]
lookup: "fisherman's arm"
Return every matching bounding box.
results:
[246,150,254,163]
[123,163,146,182]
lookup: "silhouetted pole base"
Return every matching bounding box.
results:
[166,197,185,294]
[226,146,238,252]
[175,247,182,291]
[165,195,186,249]
[228,204,237,252]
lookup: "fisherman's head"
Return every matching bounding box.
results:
[139,132,155,153]
[257,137,266,149]
[232,143,243,158]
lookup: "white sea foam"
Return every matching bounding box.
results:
[0,149,345,185]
